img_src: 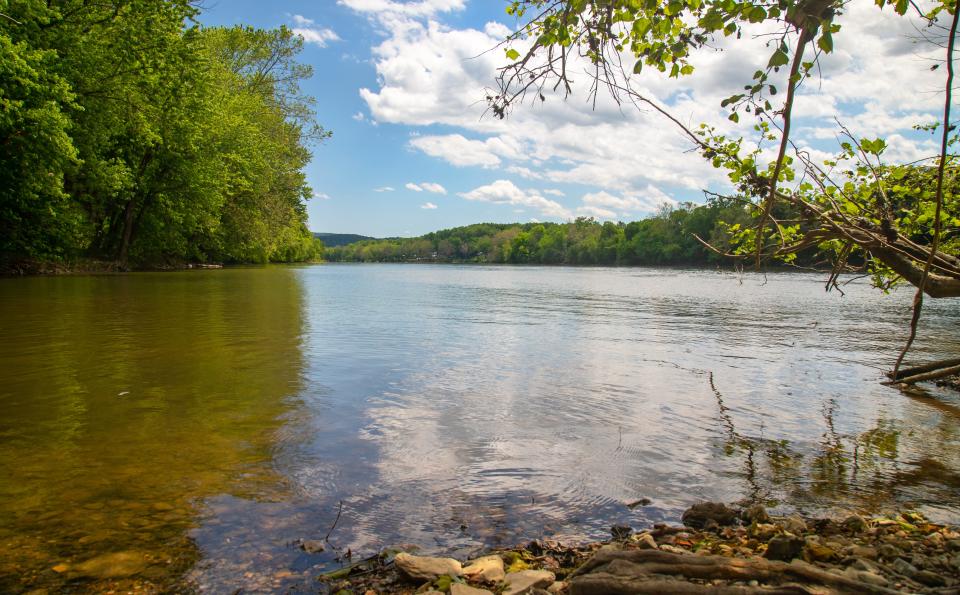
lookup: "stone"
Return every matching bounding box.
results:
[842,515,868,533]
[301,540,325,554]
[914,570,947,587]
[503,570,555,595]
[804,543,837,563]
[462,555,505,583]
[546,581,567,593]
[849,545,878,560]
[926,532,946,547]
[635,533,657,550]
[749,523,778,540]
[450,584,494,595]
[877,544,901,560]
[72,551,149,579]
[764,536,804,561]
[843,567,888,587]
[658,544,688,555]
[681,502,738,529]
[610,525,632,540]
[851,558,880,573]
[394,553,462,582]
[742,504,770,524]
[891,557,918,577]
[781,515,807,535]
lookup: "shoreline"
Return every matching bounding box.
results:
[317,503,960,594]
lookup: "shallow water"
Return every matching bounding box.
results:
[1,264,958,592]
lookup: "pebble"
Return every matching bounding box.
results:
[914,570,947,587]
[742,504,770,525]
[635,533,657,550]
[842,514,867,533]
[394,553,463,582]
[765,535,804,561]
[462,555,505,583]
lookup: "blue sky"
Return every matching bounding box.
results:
[198,0,950,238]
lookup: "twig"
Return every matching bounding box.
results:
[325,500,344,542]
[893,3,959,376]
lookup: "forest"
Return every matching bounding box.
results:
[327,200,761,266]
[0,1,325,271]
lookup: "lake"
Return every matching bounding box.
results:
[1,264,959,592]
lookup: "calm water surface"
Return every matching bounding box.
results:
[1,265,959,592]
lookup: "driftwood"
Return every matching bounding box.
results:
[886,357,960,385]
[568,549,902,595]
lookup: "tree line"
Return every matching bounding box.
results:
[1,1,326,270]
[326,200,774,266]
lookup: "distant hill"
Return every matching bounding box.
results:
[313,233,376,247]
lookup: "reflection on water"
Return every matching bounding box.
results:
[0,264,959,592]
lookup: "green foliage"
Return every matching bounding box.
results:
[0,1,326,268]
[327,201,764,266]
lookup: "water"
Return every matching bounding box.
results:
[0,264,958,592]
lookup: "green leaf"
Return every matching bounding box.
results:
[817,31,833,53]
[633,59,644,74]
[505,48,521,61]
[768,50,789,68]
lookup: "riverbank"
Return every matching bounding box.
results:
[320,504,960,594]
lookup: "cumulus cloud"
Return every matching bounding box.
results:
[312,192,332,200]
[459,180,572,219]
[374,186,395,192]
[291,15,340,47]
[421,202,439,209]
[406,182,447,194]
[543,189,565,197]
[582,187,676,214]
[347,0,948,207]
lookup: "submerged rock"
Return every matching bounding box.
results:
[681,502,738,529]
[742,504,770,525]
[394,552,462,582]
[72,551,149,579]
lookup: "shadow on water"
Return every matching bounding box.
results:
[0,268,309,593]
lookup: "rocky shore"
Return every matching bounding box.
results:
[319,504,960,594]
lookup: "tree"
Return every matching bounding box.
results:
[493,0,958,373]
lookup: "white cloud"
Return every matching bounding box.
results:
[582,187,675,214]
[421,202,438,209]
[352,112,366,121]
[459,180,572,219]
[352,2,948,206]
[374,186,395,192]
[542,189,565,197]
[291,15,340,47]
[576,205,618,220]
[409,134,528,168]
[406,182,446,194]
[312,192,331,200]
[419,182,447,194]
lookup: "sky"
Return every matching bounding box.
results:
[197,0,952,237]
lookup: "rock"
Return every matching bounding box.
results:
[842,514,868,533]
[625,498,652,509]
[926,532,946,547]
[51,564,69,573]
[681,502,738,529]
[877,544,901,560]
[804,543,837,562]
[635,533,657,550]
[72,551,149,579]
[848,545,878,560]
[503,570,556,595]
[844,567,888,587]
[764,536,804,561]
[781,515,807,535]
[547,581,567,593]
[610,525,632,540]
[394,553,462,582]
[914,570,947,587]
[851,558,880,573]
[742,504,770,524]
[891,557,918,577]
[658,544,688,555]
[450,584,494,595]
[462,555,505,583]
[749,523,778,540]
[301,540,325,554]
